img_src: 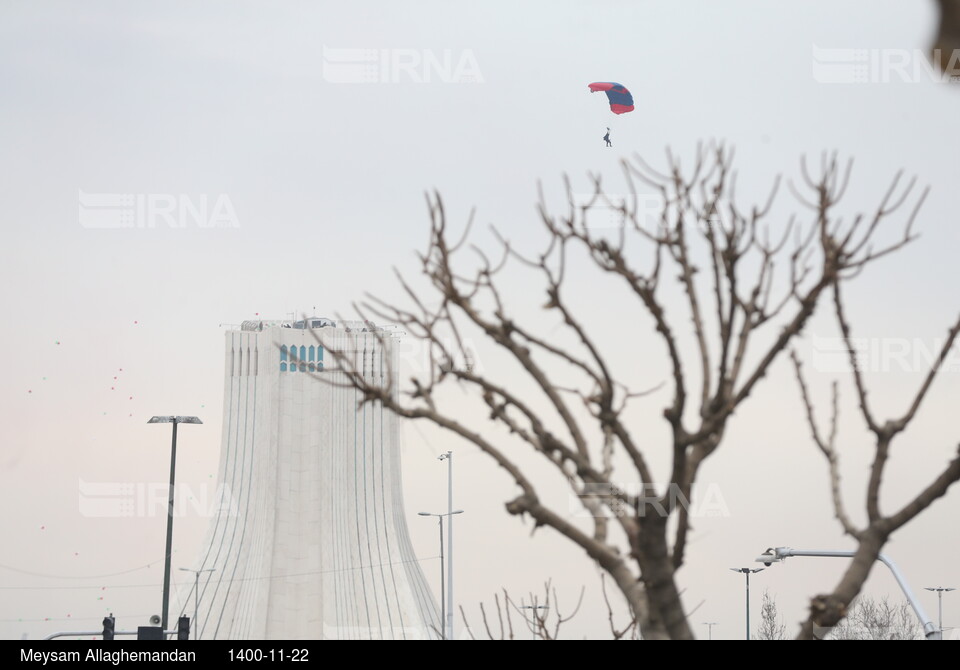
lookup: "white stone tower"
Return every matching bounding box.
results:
[179,317,440,639]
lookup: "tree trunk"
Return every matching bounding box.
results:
[797,528,887,640]
[637,514,693,639]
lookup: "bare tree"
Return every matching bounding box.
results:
[601,574,640,640]
[790,298,960,638]
[458,577,637,640]
[317,143,956,639]
[458,580,591,640]
[755,589,787,640]
[825,596,921,640]
[458,590,515,641]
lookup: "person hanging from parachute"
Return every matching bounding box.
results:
[589,82,634,147]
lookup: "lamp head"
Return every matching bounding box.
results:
[756,547,783,567]
[148,415,202,424]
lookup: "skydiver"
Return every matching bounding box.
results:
[603,127,612,147]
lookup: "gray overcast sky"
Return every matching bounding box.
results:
[1,1,958,640]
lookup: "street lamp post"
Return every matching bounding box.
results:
[756,547,940,639]
[438,451,454,641]
[703,621,718,640]
[178,567,216,639]
[729,567,764,640]
[148,415,202,635]
[924,587,956,637]
[418,510,463,640]
[520,605,549,640]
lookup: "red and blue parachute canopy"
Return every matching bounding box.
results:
[588,82,634,114]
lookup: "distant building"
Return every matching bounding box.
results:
[180,318,439,639]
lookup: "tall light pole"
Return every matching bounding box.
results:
[520,604,549,640]
[729,567,763,640]
[703,621,718,640]
[148,415,202,634]
[418,510,463,640]
[178,567,216,639]
[756,547,940,639]
[924,587,956,637]
[438,451,454,641]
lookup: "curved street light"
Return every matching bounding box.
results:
[756,547,940,639]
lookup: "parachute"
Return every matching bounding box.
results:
[588,82,634,115]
